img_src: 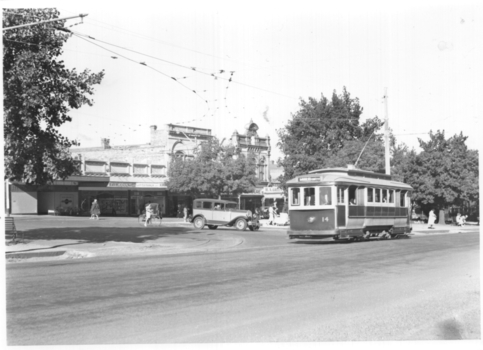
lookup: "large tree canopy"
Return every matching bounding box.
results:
[402,130,479,213]
[277,87,384,187]
[3,8,104,184]
[167,138,258,199]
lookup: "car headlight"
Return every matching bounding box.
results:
[246,210,252,217]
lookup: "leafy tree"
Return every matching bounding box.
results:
[167,138,258,198]
[3,8,104,184]
[403,130,479,215]
[277,87,385,187]
[324,139,385,172]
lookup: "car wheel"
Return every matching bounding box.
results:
[235,219,247,231]
[193,217,205,229]
[208,225,218,230]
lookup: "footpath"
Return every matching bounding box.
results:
[4,216,479,263]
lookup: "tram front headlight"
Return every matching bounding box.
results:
[246,210,252,217]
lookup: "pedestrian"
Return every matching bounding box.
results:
[183,206,188,222]
[145,202,154,227]
[268,205,274,225]
[428,209,436,229]
[90,199,100,220]
[456,213,462,226]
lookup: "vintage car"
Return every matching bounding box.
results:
[191,199,258,231]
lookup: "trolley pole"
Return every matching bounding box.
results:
[384,88,390,175]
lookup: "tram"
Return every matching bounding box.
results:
[287,166,413,241]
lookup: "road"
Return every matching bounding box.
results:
[6,228,480,345]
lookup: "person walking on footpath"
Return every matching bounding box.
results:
[145,202,154,227]
[90,199,100,220]
[183,206,188,222]
[268,205,274,225]
[428,209,436,229]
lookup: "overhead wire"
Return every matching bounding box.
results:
[71,33,211,110]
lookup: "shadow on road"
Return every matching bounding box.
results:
[21,226,194,244]
[290,236,412,245]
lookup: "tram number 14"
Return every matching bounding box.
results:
[321,217,329,222]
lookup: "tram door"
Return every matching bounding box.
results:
[336,186,346,227]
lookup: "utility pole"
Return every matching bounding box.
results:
[384,87,390,175]
[3,14,88,31]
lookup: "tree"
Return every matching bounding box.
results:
[3,9,104,185]
[403,130,479,215]
[167,138,258,198]
[277,87,384,188]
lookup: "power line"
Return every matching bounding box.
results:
[72,33,211,109]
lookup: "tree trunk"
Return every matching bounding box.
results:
[439,209,446,225]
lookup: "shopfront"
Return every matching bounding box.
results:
[261,186,286,212]
[240,193,263,212]
[78,180,167,216]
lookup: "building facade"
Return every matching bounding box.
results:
[5,121,287,216]
[5,124,211,216]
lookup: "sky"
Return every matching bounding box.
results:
[3,0,482,162]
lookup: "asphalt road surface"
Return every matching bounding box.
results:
[6,229,480,345]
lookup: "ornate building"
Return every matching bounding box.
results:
[230,120,271,184]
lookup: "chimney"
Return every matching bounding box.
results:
[150,125,157,145]
[101,138,110,149]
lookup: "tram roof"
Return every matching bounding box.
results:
[287,167,413,190]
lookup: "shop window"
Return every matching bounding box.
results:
[151,165,166,176]
[134,165,148,175]
[111,163,129,174]
[319,187,332,205]
[85,161,106,174]
[291,188,300,206]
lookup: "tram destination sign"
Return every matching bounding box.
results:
[298,176,321,182]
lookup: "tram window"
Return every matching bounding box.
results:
[382,189,388,203]
[375,188,381,203]
[349,186,357,205]
[319,187,332,205]
[304,188,316,206]
[367,188,374,202]
[337,187,345,204]
[291,188,300,206]
[400,190,407,207]
[389,190,394,203]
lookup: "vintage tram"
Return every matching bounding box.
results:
[287,166,413,241]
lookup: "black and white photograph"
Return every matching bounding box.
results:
[2,0,481,348]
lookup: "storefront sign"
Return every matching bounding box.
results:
[135,183,166,188]
[108,182,136,188]
[262,187,284,193]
